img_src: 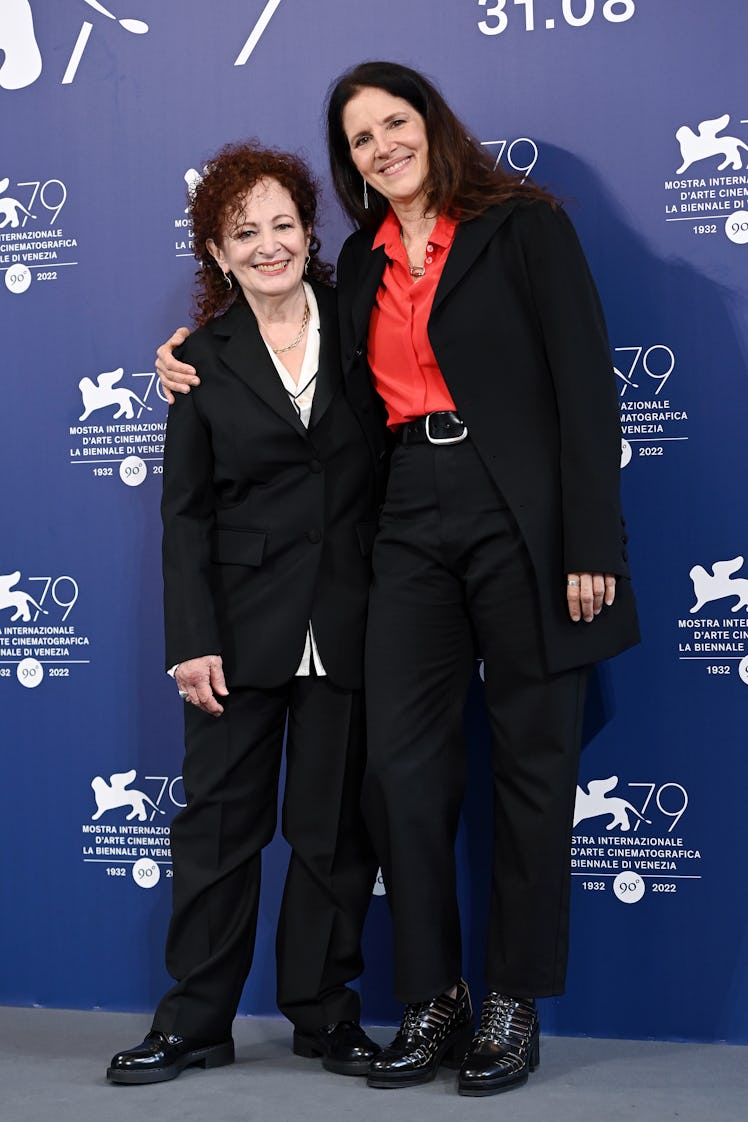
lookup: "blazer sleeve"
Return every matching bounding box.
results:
[518,203,629,577]
[161,344,222,669]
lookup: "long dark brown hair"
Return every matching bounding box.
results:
[326,61,555,234]
[189,141,333,326]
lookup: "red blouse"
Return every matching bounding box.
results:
[367,208,458,428]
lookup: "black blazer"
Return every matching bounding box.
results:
[161,282,385,689]
[337,201,640,674]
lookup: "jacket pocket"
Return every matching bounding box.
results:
[212,528,267,566]
[356,520,378,557]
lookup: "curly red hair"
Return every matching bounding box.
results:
[189,141,334,326]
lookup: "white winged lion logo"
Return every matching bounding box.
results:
[78,367,152,421]
[0,571,47,622]
[676,114,748,174]
[689,556,748,614]
[91,770,165,822]
[574,777,651,832]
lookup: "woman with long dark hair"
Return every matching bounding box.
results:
[325,61,638,1095]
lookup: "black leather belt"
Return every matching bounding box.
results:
[397,411,469,445]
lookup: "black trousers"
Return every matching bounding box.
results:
[153,676,376,1039]
[363,438,587,1004]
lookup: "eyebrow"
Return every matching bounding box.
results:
[234,213,297,227]
[347,110,408,143]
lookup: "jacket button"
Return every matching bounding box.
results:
[307,529,321,544]
[354,346,363,358]
[309,459,323,473]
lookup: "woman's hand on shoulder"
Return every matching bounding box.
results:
[566,572,616,623]
[156,326,198,404]
[174,654,228,716]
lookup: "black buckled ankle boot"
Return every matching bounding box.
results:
[367,979,473,1088]
[458,992,539,1096]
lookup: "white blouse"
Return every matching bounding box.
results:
[261,283,325,677]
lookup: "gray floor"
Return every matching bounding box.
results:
[1,1006,745,1122]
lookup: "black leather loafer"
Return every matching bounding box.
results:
[458,993,539,1096]
[367,979,473,1089]
[292,1020,381,1076]
[106,1029,235,1084]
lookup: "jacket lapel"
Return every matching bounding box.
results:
[343,206,518,340]
[350,243,387,348]
[215,300,308,438]
[308,285,341,428]
[431,201,519,314]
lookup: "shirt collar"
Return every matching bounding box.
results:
[373,208,457,255]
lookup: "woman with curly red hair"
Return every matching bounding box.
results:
[106,142,384,1085]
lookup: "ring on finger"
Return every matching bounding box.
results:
[567,579,579,587]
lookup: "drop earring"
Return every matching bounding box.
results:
[363,177,369,210]
[222,270,232,290]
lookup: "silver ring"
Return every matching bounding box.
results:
[567,579,579,586]
[178,689,189,699]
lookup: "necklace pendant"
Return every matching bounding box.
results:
[409,264,426,278]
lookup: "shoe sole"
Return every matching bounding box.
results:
[367,1068,438,1089]
[322,1056,374,1077]
[106,1041,235,1085]
[292,1035,375,1077]
[458,1068,531,1096]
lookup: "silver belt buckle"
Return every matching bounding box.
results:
[425,412,468,445]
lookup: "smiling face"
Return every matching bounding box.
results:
[207,177,310,308]
[342,86,430,214]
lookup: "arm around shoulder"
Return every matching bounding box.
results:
[156,325,198,402]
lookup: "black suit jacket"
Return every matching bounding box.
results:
[337,201,640,673]
[161,282,385,689]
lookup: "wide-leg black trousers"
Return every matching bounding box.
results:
[363,438,587,1004]
[154,676,376,1039]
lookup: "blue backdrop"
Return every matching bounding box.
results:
[2,1,746,1045]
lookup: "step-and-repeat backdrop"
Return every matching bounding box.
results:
[2,2,746,1044]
